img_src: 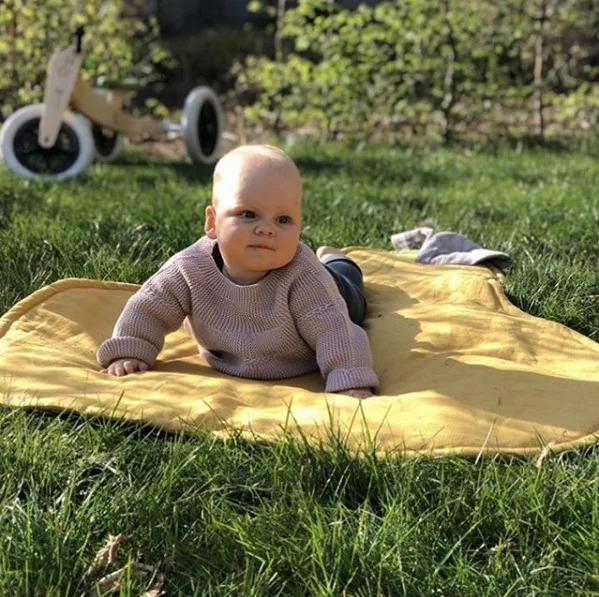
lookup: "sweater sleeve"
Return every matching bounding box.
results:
[289,255,379,393]
[97,262,192,368]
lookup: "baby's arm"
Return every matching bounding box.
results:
[97,263,192,375]
[289,260,379,397]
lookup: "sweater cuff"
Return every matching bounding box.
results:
[96,336,160,369]
[325,367,380,393]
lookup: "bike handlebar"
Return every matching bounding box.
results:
[75,26,84,53]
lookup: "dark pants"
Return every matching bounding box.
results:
[323,257,367,325]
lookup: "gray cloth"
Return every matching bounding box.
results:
[390,228,511,273]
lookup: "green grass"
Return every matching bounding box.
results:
[1,141,599,595]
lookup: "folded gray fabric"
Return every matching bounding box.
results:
[390,226,433,251]
[390,229,511,273]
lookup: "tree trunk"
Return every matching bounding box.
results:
[275,0,287,62]
[10,7,17,88]
[441,0,458,143]
[533,0,553,140]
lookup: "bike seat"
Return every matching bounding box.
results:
[95,76,144,91]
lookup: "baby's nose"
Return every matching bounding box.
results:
[256,222,275,235]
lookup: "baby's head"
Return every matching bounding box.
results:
[205,145,303,282]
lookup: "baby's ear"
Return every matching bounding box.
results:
[204,204,217,239]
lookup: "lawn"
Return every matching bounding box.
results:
[1,141,599,595]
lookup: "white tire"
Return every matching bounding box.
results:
[89,89,125,162]
[91,123,125,162]
[182,86,224,165]
[0,104,94,180]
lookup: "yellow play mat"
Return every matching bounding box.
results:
[1,247,598,458]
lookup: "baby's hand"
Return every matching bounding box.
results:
[340,388,374,399]
[102,358,149,377]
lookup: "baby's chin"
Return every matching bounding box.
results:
[242,252,295,272]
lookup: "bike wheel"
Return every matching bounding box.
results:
[91,123,125,162]
[0,105,94,180]
[182,86,224,165]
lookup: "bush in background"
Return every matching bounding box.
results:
[0,0,172,121]
[232,0,599,142]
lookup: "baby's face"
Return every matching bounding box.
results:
[205,155,302,282]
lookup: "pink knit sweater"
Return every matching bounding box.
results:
[97,236,379,393]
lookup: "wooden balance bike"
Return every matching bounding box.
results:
[0,27,225,180]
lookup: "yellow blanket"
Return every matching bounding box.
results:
[1,247,599,458]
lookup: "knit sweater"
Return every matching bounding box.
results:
[97,236,379,393]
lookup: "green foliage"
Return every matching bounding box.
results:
[233,0,599,141]
[0,0,173,120]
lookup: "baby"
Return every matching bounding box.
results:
[97,145,378,398]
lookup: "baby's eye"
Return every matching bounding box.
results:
[278,216,292,225]
[240,210,256,219]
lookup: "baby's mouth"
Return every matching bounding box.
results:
[248,244,275,250]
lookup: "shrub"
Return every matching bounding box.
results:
[232,0,599,142]
[0,0,172,121]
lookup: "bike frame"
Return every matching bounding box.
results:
[38,27,163,147]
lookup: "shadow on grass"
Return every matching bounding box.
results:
[97,150,453,190]
[295,155,450,188]
[0,405,181,441]
[9,404,599,467]
[0,404,324,459]
[100,152,215,184]
[439,132,599,157]
[504,134,599,156]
